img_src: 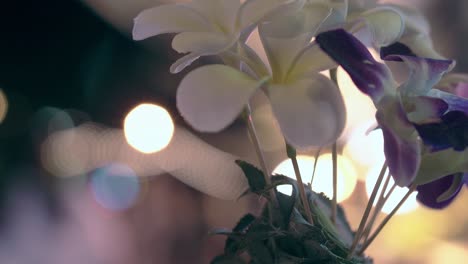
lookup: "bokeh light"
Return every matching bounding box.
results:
[273,154,358,202]
[344,124,385,170]
[89,163,140,211]
[0,89,8,124]
[124,103,174,154]
[365,164,419,215]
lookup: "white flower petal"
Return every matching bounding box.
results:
[172,31,231,54]
[190,0,241,33]
[259,5,331,81]
[170,32,232,73]
[351,6,404,47]
[239,0,306,29]
[132,4,210,40]
[177,65,264,132]
[268,73,346,148]
[170,53,201,74]
[288,43,337,80]
[310,0,348,31]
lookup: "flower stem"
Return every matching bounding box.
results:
[361,172,393,242]
[331,143,338,225]
[310,147,321,188]
[358,185,417,255]
[347,161,387,259]
[287,144,315,225]
[244,103,278,253]
[245,103,276,201]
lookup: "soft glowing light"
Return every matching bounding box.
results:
[365,165,419,215]
[90,163,140,211]
[273,154,358,202]
[0,89,8,124]
[428,242,468,264]
[124,103,174,154]
[337,67,376,139]
[344,123,385,169]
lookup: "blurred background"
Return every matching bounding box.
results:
[0,0,467,263]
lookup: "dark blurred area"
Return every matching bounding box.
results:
[0,0,169,201]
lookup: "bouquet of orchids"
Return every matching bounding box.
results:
[133,0,468,263]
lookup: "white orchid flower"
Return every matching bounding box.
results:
[177,1,349,149]
[133,0,304,73]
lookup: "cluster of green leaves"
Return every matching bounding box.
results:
[211,161,372,264]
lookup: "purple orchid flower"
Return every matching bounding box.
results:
[416,173,467,209]
[316,29,458,187]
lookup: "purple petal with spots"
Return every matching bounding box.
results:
[316,29,391,102]
[376,98,421,187]
[417,173,464,209]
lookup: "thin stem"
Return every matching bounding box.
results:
[244,103,278,253]
[361,172,393,242]
[331,143,338,225]
[245,103,276,201]
[358,185,417,255]
[310,148,321,188]
[347,161,387,259]
[288,145,315,225]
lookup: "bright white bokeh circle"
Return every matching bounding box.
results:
[124,103,174,154]
[273,154,357,202]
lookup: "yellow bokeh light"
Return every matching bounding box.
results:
[428,242,468,264]
[365,164,419,215]
[273,154,358,202]
[0,89,8,124]
[124,103,174,154]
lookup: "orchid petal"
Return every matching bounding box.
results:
[351,6,404,47]
[268,73,346,148]
[399,33,446,59]
[316,29,393,103]
[169,32,233,73]
[172,31,231,54]
[311,0,348,31]
[288,43,338,80]
[133,4,210,40]
[348,0,377,13]
[239,0,306,29]
[407,96,448,124]
[381,46,455,97]
[176,65,264,132]
[414,111,468,151]
[259,3,331,82]
[190,0,240,33]
[416,173,464,209]
[376,97,421,187]
[427,89,468,114]
[414,148,468,185]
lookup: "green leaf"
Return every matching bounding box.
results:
[272,176,299,229]
[233,214,256,232]
[247,241,274,264]
[224,214,257,254]
[236,160,267,193]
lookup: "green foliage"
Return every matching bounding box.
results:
[211,160,372,264]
